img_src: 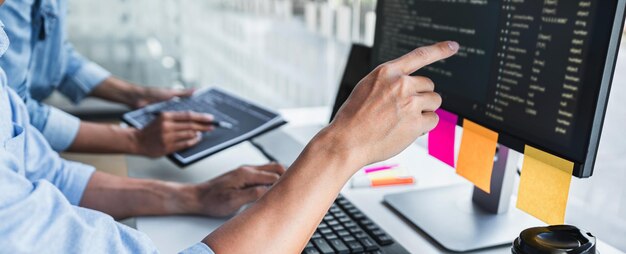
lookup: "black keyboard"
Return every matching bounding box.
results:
[303,195,409,254]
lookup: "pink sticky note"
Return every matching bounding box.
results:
[428,109,458,167]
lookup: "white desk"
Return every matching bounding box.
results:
[128,107,623,254]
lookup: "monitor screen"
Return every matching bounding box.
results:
[372,0,625,177]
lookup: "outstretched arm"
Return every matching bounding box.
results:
[80,163,286,220]
[203,41,459,253]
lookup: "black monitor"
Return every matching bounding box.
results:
[331,44,373,122]
[371,0,626,178]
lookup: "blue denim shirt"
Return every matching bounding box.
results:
[0,0,111,151]
[0,19,213,254]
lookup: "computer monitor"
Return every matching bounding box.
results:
[371,0,625,178]
[331,44,372,122]
[369,0,626,251]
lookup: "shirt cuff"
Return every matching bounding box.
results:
[179,243,215,254]
[56,160,96,206]
[60,61,111,103]
[41,107,81,151]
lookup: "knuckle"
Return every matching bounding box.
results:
[377,63,393,76]
[184,111,193,119]
[438,42,450,53]
[420,77,435,91]
[236,167,250,175]
[434,92,443,106]
[255,187,267,197]
[187,131,196,138]
[412,47,431,59]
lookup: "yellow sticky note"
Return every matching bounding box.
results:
[517,145,574,225]
[456,120,498,193]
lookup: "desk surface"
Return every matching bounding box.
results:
[129,107,623,254]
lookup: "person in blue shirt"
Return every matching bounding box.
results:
[0,0,216,157]
[0,1,459,248]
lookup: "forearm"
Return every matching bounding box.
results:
[90,76,142,106]
[204,130,362,253]
[80,171,196,220]
[67,121,139,154]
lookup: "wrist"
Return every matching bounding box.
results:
[125,127,143,155]
[118,80,145,108]
[167,183,202,215]
[305,127,367,178]
[100,77,144,107]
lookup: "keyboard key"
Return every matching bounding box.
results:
[349,228,364,235]
[364,224,380,232]
[338,217,351,223]
[374,234,394,246]
[324,215,334,221]
[358,237,379,251]
[352,213,366,220]
[332,225,345,231]
[359,219,374,226]
[313,238,335,254]
[337,230,350,237]
[320,228,333,235]
[355,232,369,239]
[343,236,356,242]
[312,232,322,239]
[344,221,358,228]
[324,233,338,240]
[371,229,386,236]
[327,220,339,226]
[318,222,328,229]
[346,240,365,252]
[329,239,350,254]
[302,246,321,254]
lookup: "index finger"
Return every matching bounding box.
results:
[390,41,460,75]
[160,111,214,123]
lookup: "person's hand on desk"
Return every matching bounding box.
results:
[203,41,458,253]
[80,163,286,220]
[190,163,287,217]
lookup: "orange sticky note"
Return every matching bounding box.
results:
[456,120,498,193]
[517,145,573,225]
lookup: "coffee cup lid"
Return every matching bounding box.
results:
[512,225,596,254]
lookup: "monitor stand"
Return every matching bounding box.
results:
[384,146,544,252]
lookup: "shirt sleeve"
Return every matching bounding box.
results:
[0,161,159,253]
[26,98,81,151]
[58,41,111,104]
[0,89,158,253]
[179,243,216,254]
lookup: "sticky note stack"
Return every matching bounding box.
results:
[455,120,499,193]
[517,145,574,225]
